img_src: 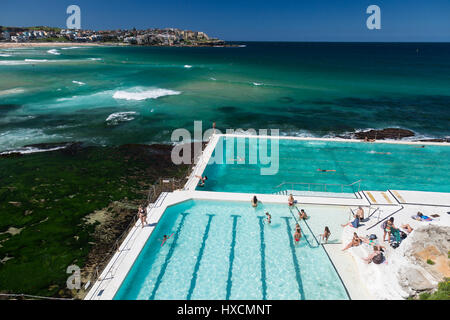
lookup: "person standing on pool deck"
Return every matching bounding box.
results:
[251,195,258,207]
[138,205,147,228]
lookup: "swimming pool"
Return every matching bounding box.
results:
[113,200,350,300]
[199,137,450,194]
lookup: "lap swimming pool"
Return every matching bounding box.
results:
[199,137,450,194]
[114,200,350,300]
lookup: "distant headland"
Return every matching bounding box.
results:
[0,26,236,47]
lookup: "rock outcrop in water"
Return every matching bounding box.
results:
[353,128,415,140]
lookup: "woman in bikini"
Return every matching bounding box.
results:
[138,205,147,228]
[342,232,361,251]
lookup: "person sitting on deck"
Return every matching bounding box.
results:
[342,232,361,251]
[299,209,308,220]
[251,195,258,207]
[294,223,302,244]
[356,206,364,220]
[401,224,414,234]
[288,194,296,207]
[195,175,208,187]
[341,213,360,228]
[363,245,385,264]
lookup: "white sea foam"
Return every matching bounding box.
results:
[56,96,78,102]
[0,54,12,57]
[105,111,137,125]
[88,58,102,61]
[210,77,217,81]
[61,46,81,50]
[252,82,263,86]
[0,146,68,155]
[112,87,181,101]
[184,65,193,68]
[0,88,25,96]
[72,80,86,85]
[24,59,48,62]
[0,60,29,65]
[47,49,61,55]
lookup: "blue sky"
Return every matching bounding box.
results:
[1,0,449,41]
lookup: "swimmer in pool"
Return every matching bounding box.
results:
[195,175,208,187]
[265,212,272,224]
[294,224,302,244]
[251,195,258,207]
[160,233,174,246]
[317,169,336,172]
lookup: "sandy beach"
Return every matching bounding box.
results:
[0,42,125,49]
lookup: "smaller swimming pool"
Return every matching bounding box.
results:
[114,199,350,300]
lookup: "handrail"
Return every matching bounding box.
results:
[274,179,362,189]
[274,179,362,195]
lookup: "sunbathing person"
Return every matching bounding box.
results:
[412,212,433,221]
[341,214,360,228]
[363,245,385,264]
[342,232,361,251]
[401,224,413,233]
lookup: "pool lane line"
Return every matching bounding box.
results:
[257,216,268,300]
[281,217,305,300]
[225,215,240,300]
[186,214,215,300]
[149,212,189,300]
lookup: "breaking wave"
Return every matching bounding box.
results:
[105,111,137,125]
[112,87,181,101]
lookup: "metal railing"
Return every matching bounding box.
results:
[274,179,362,198]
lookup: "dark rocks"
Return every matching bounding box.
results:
[353,128,415,140]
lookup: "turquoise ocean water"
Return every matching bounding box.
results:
[1,42,450,152]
